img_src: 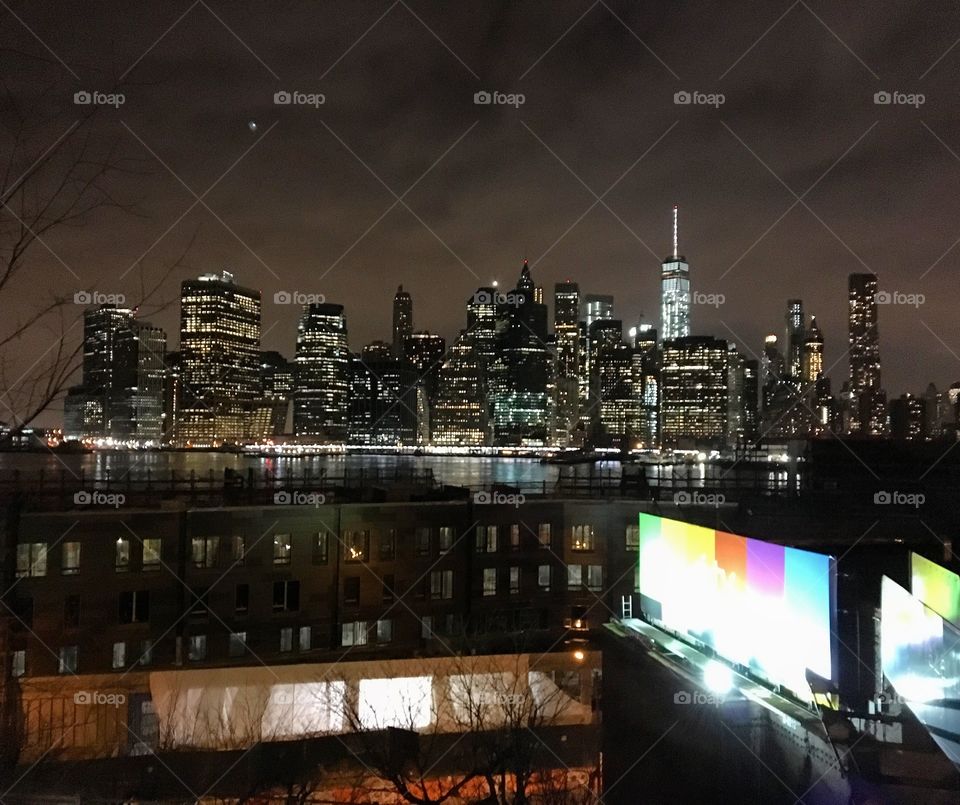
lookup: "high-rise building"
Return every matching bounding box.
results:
[660,205,691,341]
[392,285,413,357]
[553,281,581,444]
[431,332,488,446]
[128,322,167,443]
[177,271,261,446]
[348,341,417,445]
[848,273,886,435]
[403,331,446,397]
[581,294,614,331]
[801,316,824,385]
[889,394,926,441]
[785,299,805,377]
[466,286,501,369]
[260,351,294,437]
[660,336,728,446]
[293,303,349,442]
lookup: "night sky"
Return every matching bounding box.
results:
[4,0,960,425]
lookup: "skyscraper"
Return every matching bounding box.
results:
[660,336,728,446]
[259,351,294,437]
[293,303,349,441]
[581,294,614,332]
[553,281,581,443]
[848,273,886,435]
[660,205,691,341]
[128,322,168,443]
[348,341,417,445]
[177,271,261,445]
[431,331,488,446]
[801,316,824,385]
[392,285,413,357]
[403,331,446,398]
[784,299,805,377]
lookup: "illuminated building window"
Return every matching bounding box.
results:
[11,650,25,678]
[188,635,207,662]
[567,564,583,589]
[58,645,78,674]
[625,525,640,551]
[231,535,245,565]
[430,569,453,600]
[143,538,161,570]
[587,565,603,592]
[377,619,393,643]
[61,542,81,575]
[571,525,594,551]
[299,626,311,651]
[112,642,126,669]
[191,536,219,568]
[510,525,521,551]
[139,640,153,666]
[279,627,293,652]
[439,526,454,553]
[538,565,551,591]
[538,524,551,548]
[344,530,369,562]
[415,527,431,556]
[510,566,520,594]
[273,533,292,565]
[483,568,497,597]
[475,525,498,553]
[341,621,368,647]
[115,538,130,571]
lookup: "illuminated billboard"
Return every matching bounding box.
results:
[636,512,836,697]
[881,576,960,765]
[910,552,960,629]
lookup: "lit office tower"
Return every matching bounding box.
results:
[553,281,581,442]
[404,331,446,398]
[466,286,501,369]
[801,316,824,384]
[726,345,759,448]
[348,341,417,445]
[581,294,614,402]
[293,303,349,442]
[785,299,805,377]
[431,331,488,446]
[660,336,728,446]
[259,351,294,436]
[177,271,261,445]
[582,294,614,331]
[848,273,886,435]
[128,322,168,443]
[660,205,691,341]
[392,285,413,357]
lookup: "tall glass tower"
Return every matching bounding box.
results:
[660,205,690,341]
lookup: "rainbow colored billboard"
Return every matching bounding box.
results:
[910,552,960,629]
[636,512,836,696]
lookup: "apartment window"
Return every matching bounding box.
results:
[625,524,640,551]
[119,590,149,624]
[538,523,552,548]
[188,635,207,661]
[475,525,497,553]
[235,584,249,615]
[280,627,293,652]
[344,530,369,562]
[483,568,497,597]
[538,565,551,591]
[430,569,453,600]
[380,529,395,560]
[382,574,395,604]
[344,577,360,606]
[377,619,393,643]
[567,565,583,589]
[11,650,25,678]
[273,580,300,613]
[341,621,368,647]
[112,642,126,670]
[415,527,431,557]
[229,632,247,657]
[143,538,161,570]
[58,645,78,674]
[587,565,603,592]
[191,536,219,568]
[115,538,131,571]
[64,594,81,629]
[231,535,246,565]
[509,566,520,594]
[16,543,47,578]
[439,526,454,553]
[510,524,520,551]
[61,542,81,575]
[572,525,595,551]
[315,532,329,564]
[298,626,312,651]
[421,615,433,639]
[139,640,153,666]
[273,533,292,565]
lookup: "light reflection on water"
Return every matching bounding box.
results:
[0,452,794,491]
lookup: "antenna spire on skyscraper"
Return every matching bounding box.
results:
[673,204,679,260]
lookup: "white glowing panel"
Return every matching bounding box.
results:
[358,676,433,730]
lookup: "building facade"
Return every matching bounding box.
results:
[293,303,349,442]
